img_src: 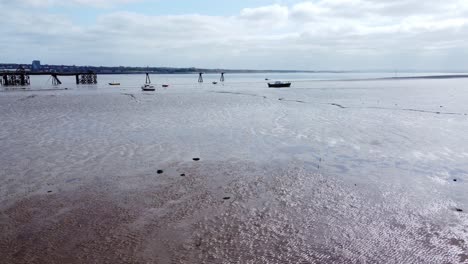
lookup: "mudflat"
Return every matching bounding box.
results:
[1,78,467,263]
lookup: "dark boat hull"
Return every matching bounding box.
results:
[142,88,155,91]
[268,83,291,88]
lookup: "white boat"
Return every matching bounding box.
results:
[141,84,155,91]
[141,73,155,91]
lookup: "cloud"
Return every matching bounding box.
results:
[0,0,142,8]
[1,1,468,70]
[240,4,289,25]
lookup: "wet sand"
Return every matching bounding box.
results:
[1,78,468,263]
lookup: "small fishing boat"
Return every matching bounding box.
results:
[109,82,120,86]
[141,73,155,91]
[268,81,291,88]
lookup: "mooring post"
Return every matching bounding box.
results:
[220,72,225,82]
[145,73,151,84]
[75,74,79,84]
[198,73,204,83]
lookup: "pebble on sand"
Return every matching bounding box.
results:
[455,208,463,212]
[180,174,186,177]
[157,170,164,174]
[223,197,231,200]
[193,158,200,161]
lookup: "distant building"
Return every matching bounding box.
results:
[31,60,41,72]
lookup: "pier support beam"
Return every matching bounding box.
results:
[52,74,62,86]
[1,74,6,86]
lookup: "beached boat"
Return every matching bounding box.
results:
[268,81,291,88]
[108,82,120,86]
[141,84,155,91]
[141,73,155,91]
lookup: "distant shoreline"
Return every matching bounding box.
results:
[325,74,468,82]
[0,63,344,75]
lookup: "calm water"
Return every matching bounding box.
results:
[1,73,467,263]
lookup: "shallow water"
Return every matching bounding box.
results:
[1,74,467,263]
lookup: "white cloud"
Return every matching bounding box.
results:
[240,4,289,25]
[1,1,468,70]
[0,0,142,8]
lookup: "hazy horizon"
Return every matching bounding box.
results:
[1,0,468,71]
[2,62,467,74]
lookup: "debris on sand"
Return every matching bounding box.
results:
[157,170,164,174]
[19,95,37,101]
[122,93,137,101]
[193,158,200,161]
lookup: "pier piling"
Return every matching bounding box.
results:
[0,66,30,86]
[1,69,97,87]
[75,72,98,85]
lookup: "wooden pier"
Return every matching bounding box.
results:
[1,68,98,86]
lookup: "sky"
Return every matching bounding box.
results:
[1,0,468,71]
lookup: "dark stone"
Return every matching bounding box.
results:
[47,191,52,193]
[193,158,200,161]
[453,179,458,182]
[180,174,186,177]
[223,197,231,200]
[157,170,164,174]
[455,208,463,212]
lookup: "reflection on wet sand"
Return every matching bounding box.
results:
[1,161,466,263]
